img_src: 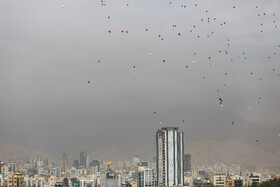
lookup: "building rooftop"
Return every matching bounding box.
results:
[213,171,226,174]
[161,127,179,130]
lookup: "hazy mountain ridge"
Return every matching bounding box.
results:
[1,138,279,170]
[0,141,56,163]
[186,140,280,170]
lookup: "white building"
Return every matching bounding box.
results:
[247,173,261,186]
[156,127,184,186]
[132,156,140,168]
[70,168,77,178]
[79,178,87,187]
[0,174,3,186]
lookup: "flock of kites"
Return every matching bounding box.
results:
[62,1,280,141]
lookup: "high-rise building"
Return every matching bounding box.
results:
[184,154,191,172]
[7,170,24,187]
[90,160,100,171]
[0,163,3,187]
[152,156,156,163]
[30,158,37,168]
[61,153,68,176]
[0,174,3,186]
[73,160,79,169]
[44,159,49,168]
[36,157,43,168]
[56,167,62,178]
[1,165,8,179]
[8,161,17,173]
[133,156,140,166]
[80,151,89,169]
[137,167,154,187]
[156,127,184,186]
[70,168,77,178]
[119,160,131,171]
[132,156,141,171]
[0,161,3,174]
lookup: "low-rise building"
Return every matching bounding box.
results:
[211,171,226,187]
[193,177,203,187]
[225,177,234,187]
[234,178,243,187]
[247,173,260,186]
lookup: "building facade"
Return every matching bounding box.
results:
[61,153,68,176]
[73,160,79,169]
[138,167,154,187]
[225,177,234,187]
[156,127,184,186]
[247,173,260,186]
[89,160,100,171]
[80,151,89,169]
[55,167,61,178]
[234,179,243,187]
[211,171,226,187]
[184,154,191,172]
[7,170,24,187]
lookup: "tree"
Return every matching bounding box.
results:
[202,182,214,187]
[249,178,280,187]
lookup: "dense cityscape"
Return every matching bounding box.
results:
[1,0,280,186]
[1,127,280,187]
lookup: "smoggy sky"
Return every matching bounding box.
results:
[0,0,280,163]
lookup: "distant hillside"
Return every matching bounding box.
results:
[1,138,279,170]
[0,141,56,164]
[185,140,280,170]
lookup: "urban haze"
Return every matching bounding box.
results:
[0,0,280,186]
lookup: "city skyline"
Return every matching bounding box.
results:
[0,127,280,186]
[0,0,280,170]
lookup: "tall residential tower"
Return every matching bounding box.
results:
[184,154,191,172]
[80,151,89,169]
[156,127,184,186]
[61,153,68,177]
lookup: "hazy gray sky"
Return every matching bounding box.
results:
[0,0,280,164]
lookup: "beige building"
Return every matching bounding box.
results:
[225,177,234,187]
[61,153,68,177]
[211,171,226,187]
[7,171,24,187]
